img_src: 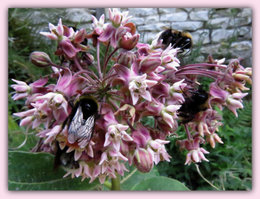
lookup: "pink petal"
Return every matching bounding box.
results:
[141,90,152,102]
[74,150,82,161]
[48,23,55,31]
[145,79,158,88]
[98,175,106,184]
[56,68,72,91]
[20,116,33,127]
[74,29,86,43]
[122,132,133,141]
[191,150,200,163]
[165,105,181,113]
[131,92,139,105]
[12,93,28,100]
[32,119,41,129]
[185,152,192,165]
[57,18,64,35]
[117,124,129,131]
[93,165,101,178]
[98,24,115,42]
[99,152,108,165]
[40,32,58,40]
[162,112,174,128]
[30,77,48,88]
[13,108,35,118]
[104,133,111,147]
[59,39,78,58]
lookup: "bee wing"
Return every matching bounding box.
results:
[68,106,83,144]
[77,115,95,143]
[67,106,95,144]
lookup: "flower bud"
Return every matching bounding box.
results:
[74,29,86,44]
[133,148,154,173]
[119,32,140,50]
[30,51,52,67]
[117,51,136,67]
[139,55,162,73]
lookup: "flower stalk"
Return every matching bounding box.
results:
[111,174,121,190]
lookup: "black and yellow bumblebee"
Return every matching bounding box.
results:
[178,87,208,124]
[54,95,99,169]
[158,28,193,53]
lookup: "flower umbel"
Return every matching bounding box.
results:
[11,8,252,185]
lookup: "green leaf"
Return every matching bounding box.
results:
[8,114,39,151]
[8,151,100,190]
[120,166,159,190]
[8,113,20,131]
[131,176,189,191]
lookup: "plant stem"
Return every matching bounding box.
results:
[111,174,121,190]
[103,47,119,74]
[96,40,103,79]
[184,124,192,140]
[195,164,220,190]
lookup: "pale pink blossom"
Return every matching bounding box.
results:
[109,8,131,27]
[161,104,181,128]
[40,18,64,40]
[92,14,106,35]
[185,148,209,165]
[128,74,157,105]
[226,92,248,117]
[104,123,132,151]
[148,139,171,164]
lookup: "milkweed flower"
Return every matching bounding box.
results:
[128,73,157,105]
[11,8,252,184]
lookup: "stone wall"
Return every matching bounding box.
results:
[125,8,252,67]
[15,8,252,67]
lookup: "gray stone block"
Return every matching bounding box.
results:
[189,10,209,21]
[211,29,235,43]
[128,8,158,17]
[171,21,203,31]
[160,12,188,22]
[192,30,210,44]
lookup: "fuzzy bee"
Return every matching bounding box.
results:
[178,87,208,124]
[54,144,79,170]
[54,96,98,169]
[158,28,193,53]
[66,95,99,145]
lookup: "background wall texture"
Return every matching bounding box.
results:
[15,8,252,67]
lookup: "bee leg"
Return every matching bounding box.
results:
[181,41,192,56]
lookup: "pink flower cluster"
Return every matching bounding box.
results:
[11,8,252,184]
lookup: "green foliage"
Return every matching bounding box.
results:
[8,151,189,191]
[157,100,252,190]
[8,8,56,117]
[8,151,100,190]
[131,176,189,191]
[8,9,53,83]
[120,166,159,190]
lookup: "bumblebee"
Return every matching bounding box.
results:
[66,95,99,145]
[54,144,79,170]
[54,96,98,169]
[158,29,192,53]
[178,87,208,124]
